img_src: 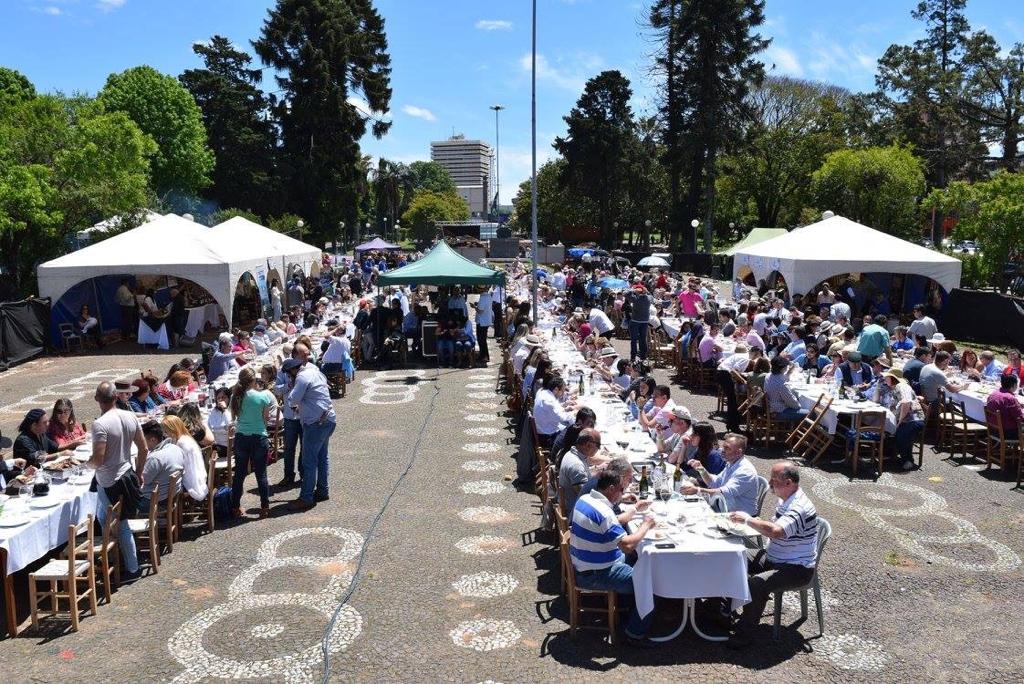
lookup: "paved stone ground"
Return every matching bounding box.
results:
[0,340,1022,683]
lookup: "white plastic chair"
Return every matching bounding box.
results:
[59,323,83,352]
[753,475,770,517]
[772,516,831,638]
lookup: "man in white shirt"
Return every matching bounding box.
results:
[638,384,675,433]
[684,433,759,515]
[907,304,938,341]
[727,460,819,649]
[588,307,615,336]
[717,346,758,432]
[551,268,567,292]
[533,376,576,446]
[512,335,541,375]
[474,291,494,363]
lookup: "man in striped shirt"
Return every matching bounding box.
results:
[570,459,658,646]
[726,460,819,648]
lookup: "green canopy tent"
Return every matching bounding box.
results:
[377,240,505,286]
[717,227,789,256]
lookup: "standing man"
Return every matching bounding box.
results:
[116,277,136,341]
[727,461,819,649]
[274,354,302,489]
[474,288,493,364]
[286,352,337,511]
[907,304,938,341]
[628,284,654,362]
[88,381,149,581]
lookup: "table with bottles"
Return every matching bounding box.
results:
[787,376,897,435]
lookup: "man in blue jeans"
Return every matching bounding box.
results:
[627,285,653,361]
[570,459,659,647]
[284,352,337,511]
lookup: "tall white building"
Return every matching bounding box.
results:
[430,135,495,218]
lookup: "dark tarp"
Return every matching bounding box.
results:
[941,289,1024,349]
[0,298,50,369]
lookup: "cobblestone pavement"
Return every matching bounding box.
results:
[0,343,1023,683]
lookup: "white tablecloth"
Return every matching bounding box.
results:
[185,303,221,338]
[138,320,169,349]
[631,498,751,618]
[0,481,97,573]
[791,384,896,435]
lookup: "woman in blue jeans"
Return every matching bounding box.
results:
[229,366,276,518]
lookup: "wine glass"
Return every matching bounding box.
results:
[19,485,32,504]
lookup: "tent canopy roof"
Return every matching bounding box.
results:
[378,240,505,286]
[731,215,962,294]
[206,216,322,265]
[718,227,789,256]
[355,237,400,252]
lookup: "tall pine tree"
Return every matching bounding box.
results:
[180,36,278,216]
[254,0,391,243]
[651,0,768,251]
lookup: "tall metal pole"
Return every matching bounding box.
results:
[530,0,539,322]
[490,104,504,220]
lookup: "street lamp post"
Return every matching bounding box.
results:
[644,219,651,249]
[383,216,389,241]
[529,0,539,320]
[296,219,304,243]
[338,221,345,256]
[690,219,699,252]
[490,104,505,221]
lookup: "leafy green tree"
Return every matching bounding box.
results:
[180,36,278,215]
[208,207,262,226]
[509,157,597,242]
[371,158,412,237]
[649,0,769,251]
[924,172,1024,290]
[554,70,636,249]
[266,213,307,237]
[810,145,926,239]
[0,67,35,112]
[408,160,456,195]
[961,32,1024,171]
[254,0,392,246]
[401,189,469,242]
[619,115,669,247]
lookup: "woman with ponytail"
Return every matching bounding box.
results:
[229,366,277,518]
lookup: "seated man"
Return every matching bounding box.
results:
[683,433,759,515]
[558,428,609,515]
[890,326,914,355]
[75,304,103,347]
[454,314,477,368]
[437,315,460,367]
[764,356,808,422]
[985,373,1024,440]
[919,350,964,410]
[727,461,819,649]
[638,384,675,434]
[697,323,724,369]
[838,351,873,392]
[137,421,185,514]
[794,343,827,378]
[978,350,1003,380]
[551,407,597,465]
[569,458,657,646]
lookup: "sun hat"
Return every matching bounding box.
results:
[600,345,617,357]
[670,406,692,421]
[523,334,542,347]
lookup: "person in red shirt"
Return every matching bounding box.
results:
[655,269,668,290]
[1002,349,1023,379]
[985,373,1024,440]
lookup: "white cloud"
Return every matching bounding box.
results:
[475,19,512,31]
[518,52,604,94]
[765,45,803,77]
[42,6,62,15]
[96,0,126,11]
[401,104,437,122]
[347,96,390,121]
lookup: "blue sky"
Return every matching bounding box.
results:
[2,0,1021,203]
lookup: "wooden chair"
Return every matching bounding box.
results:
[842,410,886,476]
[180,447,217,535]
[215,432,234,488]
[762,395,797,446]
[29,516,98,632]
[944,398,987,462]
[156,472,183,553]
[932,388,955,449]
[740,386,766,442]
[913,401,931,469]
[984,407,1021,476]
[787,394,835,464]
[128,483,162,573]
[64,501,121,604]
[560,530,621,644]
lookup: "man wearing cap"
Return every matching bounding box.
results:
[251,325,272,354]
[838,351,873,391]
[874,368,925,469]
[590,345,621,384]
[285,354,336,511]
[627,284,654,361]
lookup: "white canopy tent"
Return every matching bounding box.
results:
[731,215,962,296]
[37,213,323,329]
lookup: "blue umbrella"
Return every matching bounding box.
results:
[598,277,629,289]
[534,268,548,279]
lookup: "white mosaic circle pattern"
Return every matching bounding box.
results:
[169,527,365,683]
[814,633,889,671]
[459,506,514,524]
[455,535,516,556]
[250,623,286,639]
[359,369,427,405]
[781,587,838,615]
[465,382,493,389]
[450,619,522,652]
[465,401,501,411]
[467,391,498,399]
[464,426,500,437]
[464,413,497,422]
[462,460,503,472]
[463,442,502,453]
[452,572,519,598]
[468,374,493,381]
[461,480,506,495]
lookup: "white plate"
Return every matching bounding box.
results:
[29,498,61,510]
[0,515,31,527]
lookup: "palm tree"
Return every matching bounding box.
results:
[371,158,413,238]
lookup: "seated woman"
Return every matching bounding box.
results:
[454,315,477,368]
[177,401,215,447]
[75,304,103,347]
[13,408,68,466]
[129,378,158,413]
[958,348,982,380]
[140,370,166,406]
[206,386,234,459]
[47,399,88,449]
[683,421,726,476]
[156,369,194,402]
[161,415,208,502]
[437,315,459,367]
